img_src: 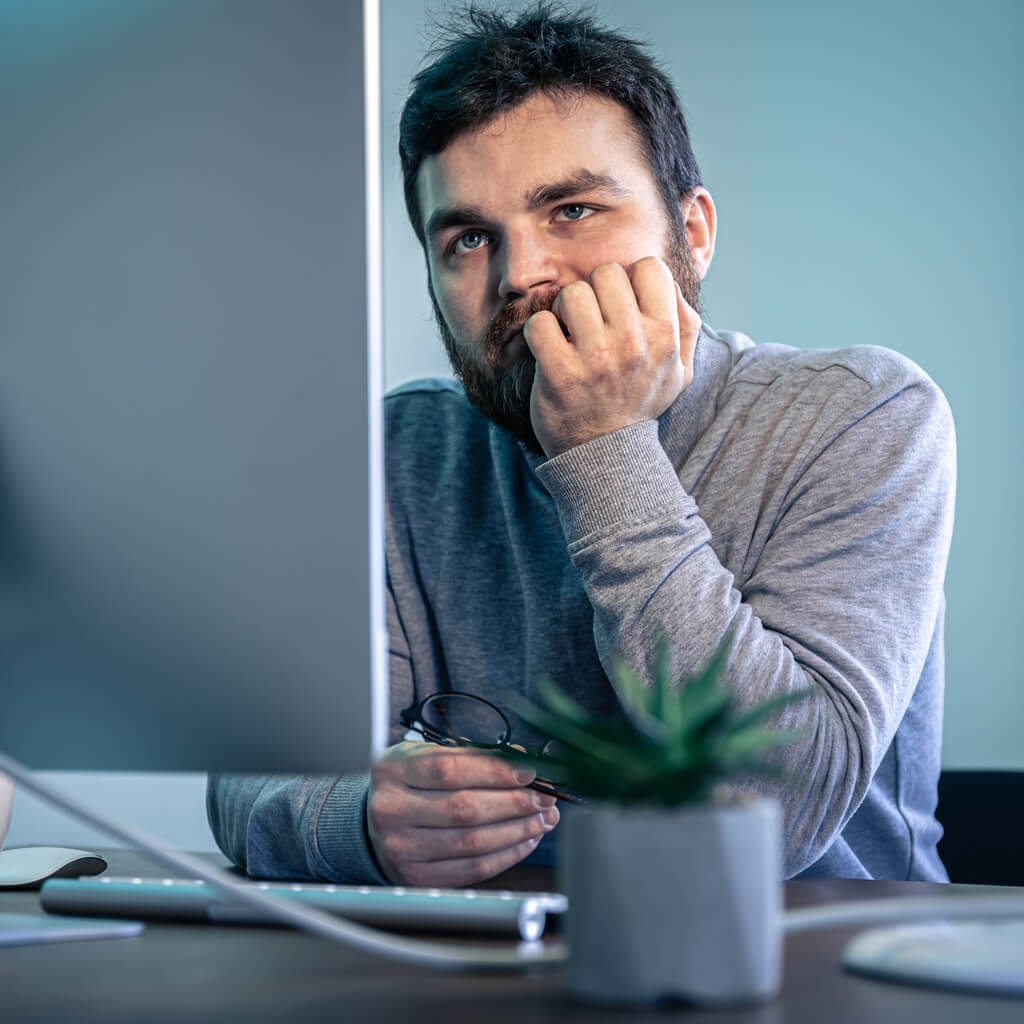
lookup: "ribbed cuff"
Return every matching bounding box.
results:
[535,420,689,543]
[312,771,390,885]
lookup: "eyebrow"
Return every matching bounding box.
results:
[423,170,632,244]
[424,203,491,244]
[524,171,632,210]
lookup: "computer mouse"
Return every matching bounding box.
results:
[843,918,1024,996]
[0,846,108,890]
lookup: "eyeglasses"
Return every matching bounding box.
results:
[400,692,580,803]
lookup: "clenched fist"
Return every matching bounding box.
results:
[522,256,700,458]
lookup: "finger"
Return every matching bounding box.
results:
[586,261,637,328]
[403,836,545,888]
[382,743,536,791]
[401,785,555,828]
[522,308,583,388]
[675,279,702,334]
[405,806,560,862]
[676,282,701,386]
[627,256,677,323]
[550,278,605,352]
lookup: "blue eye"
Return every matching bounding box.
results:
[452,231,490,255]
[559,204,594,222]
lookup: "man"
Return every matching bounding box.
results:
[207,4,955,888]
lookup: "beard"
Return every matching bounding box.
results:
[432,218,702,456]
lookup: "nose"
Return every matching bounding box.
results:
[497,226,559,302]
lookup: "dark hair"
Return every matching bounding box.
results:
[399,2,703,246]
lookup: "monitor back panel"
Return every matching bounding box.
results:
[0,0,383,772]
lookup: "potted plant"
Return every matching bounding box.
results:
[501,639,814,1008]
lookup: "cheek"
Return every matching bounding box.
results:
[433,272,491,343]
[571,214,671,274]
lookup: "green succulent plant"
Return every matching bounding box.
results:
[499,636,816,807]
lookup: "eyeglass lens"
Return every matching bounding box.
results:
[420,694,510,747]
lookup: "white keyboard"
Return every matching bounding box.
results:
[40,876,567,941]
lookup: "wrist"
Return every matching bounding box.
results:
[536,421,690,541]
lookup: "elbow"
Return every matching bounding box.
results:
[777,699,874,877]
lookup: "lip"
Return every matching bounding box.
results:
[498,327,527,367]
[500,323,527,347]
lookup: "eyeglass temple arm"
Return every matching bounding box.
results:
[399,722,581,803]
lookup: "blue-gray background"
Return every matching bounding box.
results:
[383,0,1023,771]
[8,0,1021,851]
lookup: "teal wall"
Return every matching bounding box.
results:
[382,0,1024,768]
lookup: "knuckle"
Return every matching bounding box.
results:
[520,790,541,815]
[448,791,478,826]
[589,261,623,284]
[586,347,612,375]
[617,327,645,357]
[645,318,676,351]
[455,828,482,857]
[558,280,592,306]
[635,254,669,277]
[432,751,462,788]
[656,312,680,342]
[378,833,405,861]
[461,859,496,887]
[623,348,647,376]
[522,816,543,842]
[525,308,557,333]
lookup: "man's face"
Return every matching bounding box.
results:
[417,91,702,453]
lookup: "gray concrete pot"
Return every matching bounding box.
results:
[558,795,782,1007]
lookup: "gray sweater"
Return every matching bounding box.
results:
[207,325,956,883]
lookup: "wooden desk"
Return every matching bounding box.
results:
[1,851,1021,1023]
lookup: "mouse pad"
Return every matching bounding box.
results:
[843,918,1024,997]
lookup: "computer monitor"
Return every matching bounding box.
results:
[0,0,387,774]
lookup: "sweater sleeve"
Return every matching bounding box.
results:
[535,369,956,877]
[205,771,388,883]
[205,582,415,884]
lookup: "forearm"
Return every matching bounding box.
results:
[536,381,955,875]
[205,771,389,884]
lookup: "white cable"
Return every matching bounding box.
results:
[0,750,566,970]
[783,894,1024,933]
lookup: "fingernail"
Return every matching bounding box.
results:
[542,807,559,829]
[515,769,536,785]
[535,793,556,809]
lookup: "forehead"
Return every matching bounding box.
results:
[417,92,656,220]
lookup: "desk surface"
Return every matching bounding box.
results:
[1,850,1021,1024]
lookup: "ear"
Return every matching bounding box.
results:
[679,188,716,280]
